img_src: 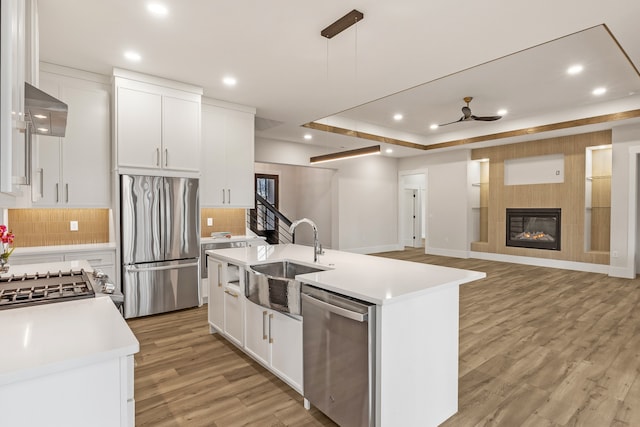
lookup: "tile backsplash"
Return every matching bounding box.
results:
[7,209,110,247]
[201,208,246,237]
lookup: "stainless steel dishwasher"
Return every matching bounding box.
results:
[301,284,376,427]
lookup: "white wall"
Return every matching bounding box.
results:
[335,154,400,253]
[254,162,334,248]
[255,138,400,253]
[399,150,471,258]
[611,124,640,278]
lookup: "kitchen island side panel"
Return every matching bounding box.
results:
[377,285,459,427]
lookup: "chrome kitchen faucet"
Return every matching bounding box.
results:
[290,218,324,263]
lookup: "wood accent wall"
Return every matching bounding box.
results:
[7,209,110,247]
[200,208,246,237]
[470,130,611,265]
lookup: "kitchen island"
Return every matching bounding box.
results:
[0,261,139,427]
[207,244,486,427]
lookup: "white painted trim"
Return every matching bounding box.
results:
[40,62,110,85]
[202,96,256,114]
[113,67,203,94]
[427,247,470,259]
[398,168,428,253]
[609,266,635,279]
[627,145,640,278]
[470,251,610,274]
[344,243,404,255]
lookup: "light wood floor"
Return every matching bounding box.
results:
[127,249,640,426]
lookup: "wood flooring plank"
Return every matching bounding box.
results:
[127,248,640,426]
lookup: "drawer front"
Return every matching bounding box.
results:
[10,254,65,265]
[64,250,115,266]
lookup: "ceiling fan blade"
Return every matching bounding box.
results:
[437,116,464,127]
[470,115,502,122]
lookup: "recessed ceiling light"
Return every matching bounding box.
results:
[385,148,393,154]
[592,87,607,96]
[497,109,508,116]
[222,76,237,87]
[124,51,142,62]
[147,3,168,16]
[430,124,439,130]
[393,113,403,121]
[567,64,584,75]
[304,134,312,140]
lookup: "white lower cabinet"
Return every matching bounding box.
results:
[207,257,303,394]
[223,284,244,347]
[244,298,303,393]
[207,257,244,347]
[207,258,224,332]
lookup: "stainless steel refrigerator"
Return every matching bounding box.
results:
[120,174,200,318]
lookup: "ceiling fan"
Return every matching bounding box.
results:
[438,96,502,127]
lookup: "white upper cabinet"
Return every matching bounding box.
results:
[32,66,111,207]
[1,0,38,194]
[113,69,202,175]
[201,99,255,208]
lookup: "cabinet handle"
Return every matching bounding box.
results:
[228,189,231,204]
[268,313,274,344]
[164,148,168,167]
[38,168,44,199]
[224,289,238,298]
[55,183,59,203]
[156,148,160,166]
[65,183,69,203]
[262,310,268,340]
[222,189,226,204]
[217,264,222,287]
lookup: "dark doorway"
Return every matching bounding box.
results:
[251,174,280,244]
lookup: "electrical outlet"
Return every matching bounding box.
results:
[70,220,79,231]
[612,251,619,258]
[207,218,213,226]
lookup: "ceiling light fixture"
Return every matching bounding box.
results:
[124,51,141,62]
[567,64,584,75]
[497,109,508,116]
[592,87,607,96]
[385,148,393,154]
[304,134,313,140]
[430,124,439,130]
[147,3,168,16]
[393,113,403,121]
[222,76,237,87]
[310,145,380,164]
[321,9,364,39]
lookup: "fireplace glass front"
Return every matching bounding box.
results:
[506,208,561,251]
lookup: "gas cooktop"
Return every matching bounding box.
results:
[0,269,96,310]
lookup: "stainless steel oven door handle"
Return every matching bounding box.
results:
[301,293,368,322]
[125,262,199,272]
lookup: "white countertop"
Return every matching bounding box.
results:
[11,242,116,256]
[0,261,139,387]
[207,244,486,305]
[200,235,266,244]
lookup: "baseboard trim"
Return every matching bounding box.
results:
[426,247,471,259]
[346,243,404,255]
[469,251,610,274]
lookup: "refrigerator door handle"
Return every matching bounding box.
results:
[125,261,199,273]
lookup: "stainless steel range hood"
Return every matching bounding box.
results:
[24,82,68,137]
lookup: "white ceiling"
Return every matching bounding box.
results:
[37,0,640,158]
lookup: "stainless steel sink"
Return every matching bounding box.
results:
[245,261,325,315]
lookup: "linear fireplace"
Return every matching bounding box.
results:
[506,208,561,251]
